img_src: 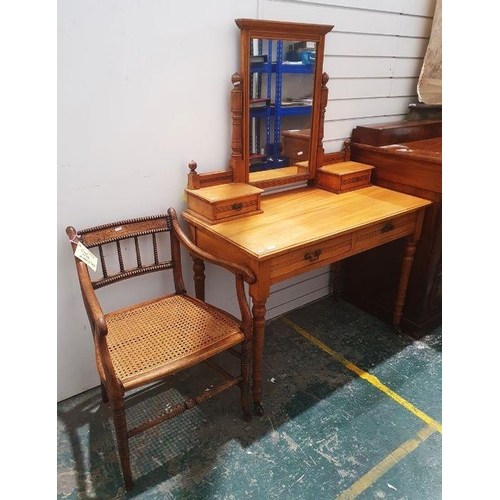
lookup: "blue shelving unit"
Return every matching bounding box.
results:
[249,39,314,172]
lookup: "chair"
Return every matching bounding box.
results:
[66,208,255,490]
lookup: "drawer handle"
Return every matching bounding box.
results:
[304,249,322,262]
[231,202,243,211]
[381,223,394,233]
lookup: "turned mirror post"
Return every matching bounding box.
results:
[233,19,334,190]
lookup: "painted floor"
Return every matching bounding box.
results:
[57,296,442,499]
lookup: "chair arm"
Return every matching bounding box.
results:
[168,208,256,285]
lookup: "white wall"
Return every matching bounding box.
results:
[58,0,437,402]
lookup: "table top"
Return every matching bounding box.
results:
[183,186,431,260]
[380,137,442,160]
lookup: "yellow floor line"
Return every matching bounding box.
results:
[280,316,442,434]
[335,425,437,500]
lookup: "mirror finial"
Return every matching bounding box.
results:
[231,73,242,87]
[188,160,197,174]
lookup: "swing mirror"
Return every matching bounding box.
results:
[234,19,333,190]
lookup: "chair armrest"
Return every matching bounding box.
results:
[168,208,256,285]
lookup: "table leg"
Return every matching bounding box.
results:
[393,236,417,334]
[251,297,267,416]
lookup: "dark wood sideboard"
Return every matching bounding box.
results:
[342,119,442,338]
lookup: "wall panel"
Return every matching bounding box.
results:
[325,33,429,57]
[328,77,418,99]
[267,267,331,319]
[324,56,395,78]
[264,0,436,17]
[262,0,433,36]
[325,95,415,121]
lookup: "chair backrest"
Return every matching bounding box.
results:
[66,212,186,295]
[67,207,256,345]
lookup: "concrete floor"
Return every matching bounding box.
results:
[57,296,442,499]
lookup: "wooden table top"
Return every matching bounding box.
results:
[183,186,432,260]
[380,137,442,158]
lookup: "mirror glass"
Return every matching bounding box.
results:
[247,38,316,184]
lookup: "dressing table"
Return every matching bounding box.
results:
[181,19,432,415]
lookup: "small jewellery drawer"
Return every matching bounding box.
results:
[185,183,264,224]
[270,234,352,282]
[214,197,260,220]
[316,161,375,194]
[352,212,417,252]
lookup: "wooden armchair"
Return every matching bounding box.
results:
[66,208,255,490]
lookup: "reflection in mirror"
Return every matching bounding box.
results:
[248,38,316,183]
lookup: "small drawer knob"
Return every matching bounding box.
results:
[231,202,243,211]
[304,249,322,262]
[381,223,394,233]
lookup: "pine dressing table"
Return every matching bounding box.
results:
[181,19,432,415]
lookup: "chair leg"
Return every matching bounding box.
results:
[110,397,134,491]
[241,339,252,422]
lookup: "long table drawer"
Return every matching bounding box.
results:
[352,212,417,253]
[270,234,352,282]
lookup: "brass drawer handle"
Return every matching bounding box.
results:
[231,202,243,211]
[381,223,394,233]
[304,249,322,262]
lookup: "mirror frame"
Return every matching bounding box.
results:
[234,19,334,190]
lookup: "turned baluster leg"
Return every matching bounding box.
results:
[110,397,133,491]
[192,257,205,301]
[251,298,267,416]
[240,336,252,422]
[393,236,417,334]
